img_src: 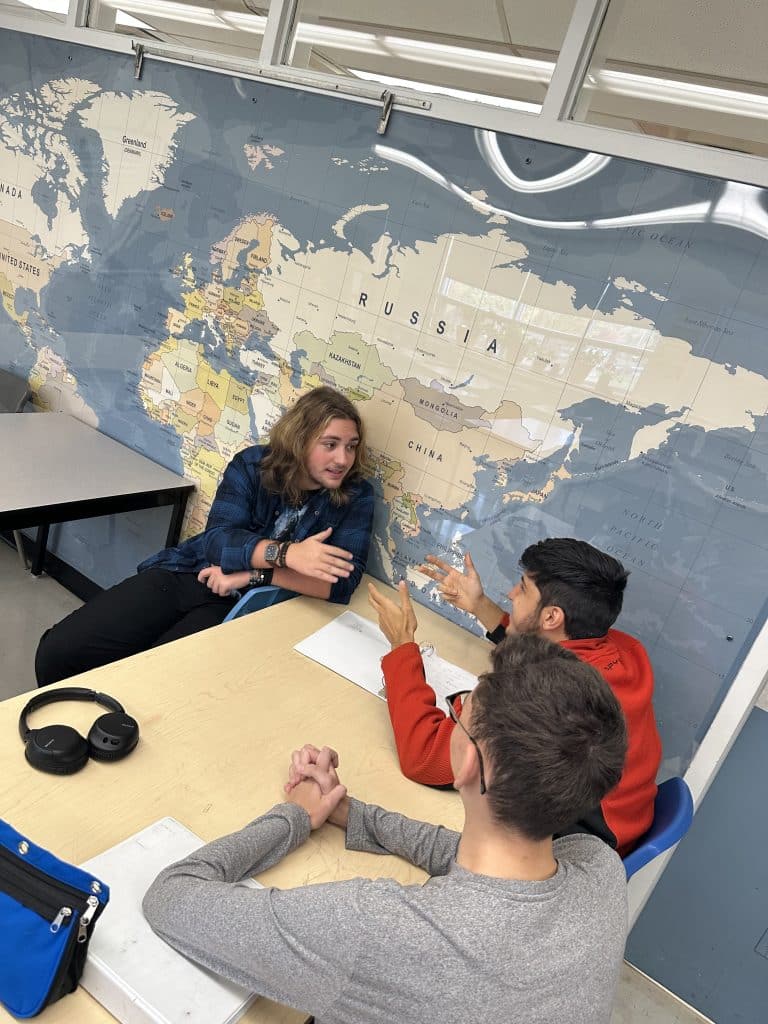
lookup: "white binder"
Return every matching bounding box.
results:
[80,817,259,1024]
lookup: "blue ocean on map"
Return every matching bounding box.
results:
[2,29,767,775]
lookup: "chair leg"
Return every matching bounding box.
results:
[13,530,28,569]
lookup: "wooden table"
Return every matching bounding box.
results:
[0,413,193,574]
[0,577,491,1023]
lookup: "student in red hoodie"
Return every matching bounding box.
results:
[368,538,662,855]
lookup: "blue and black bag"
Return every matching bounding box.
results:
[0,820,109,1018]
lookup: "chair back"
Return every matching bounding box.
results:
[223,585,297,622]
[623,776,694,880]
[0,369,31,413]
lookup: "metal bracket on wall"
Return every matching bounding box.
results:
[120,39,432,125]
[133,41,144,79]
[377,90,394,136]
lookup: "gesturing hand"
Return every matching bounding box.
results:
[420,552,485,615]
[284,528,354,583]
[367,580,418,649]
[197,565,251,597]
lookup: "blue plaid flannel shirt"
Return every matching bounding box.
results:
[138,445,375,604]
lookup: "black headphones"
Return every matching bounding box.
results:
[19,688,140,775]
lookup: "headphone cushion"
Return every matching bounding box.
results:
[25,725,90,775]
[87,713,140,762]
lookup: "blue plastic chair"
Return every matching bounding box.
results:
[223,585,297,622]
[623,776,694,880]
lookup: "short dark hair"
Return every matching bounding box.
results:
[470,634,627,840]
[260,386,367,506]
[520,538,629,640]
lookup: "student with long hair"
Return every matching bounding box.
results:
[35,386,373,686]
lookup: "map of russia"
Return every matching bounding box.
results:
[1,29,767,777]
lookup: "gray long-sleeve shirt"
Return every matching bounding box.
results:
[143,800,627,1023]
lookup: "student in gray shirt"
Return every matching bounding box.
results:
[144,629,629,1024]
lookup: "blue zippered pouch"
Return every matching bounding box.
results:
[0,820,109,1018]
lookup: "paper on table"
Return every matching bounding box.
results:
[80,817,259,1024]
[294,610,477,703]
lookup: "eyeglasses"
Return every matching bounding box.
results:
[444,691,486,795]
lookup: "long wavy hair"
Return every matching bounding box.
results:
[260,386,367,506]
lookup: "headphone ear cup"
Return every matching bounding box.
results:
[87,712,140,762]
[25,725,90,775]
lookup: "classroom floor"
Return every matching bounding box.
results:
[0,538,715,1023]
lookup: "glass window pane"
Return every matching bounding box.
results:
[87,0,270,61]
[575,0,768,158]
[289,0,579,112]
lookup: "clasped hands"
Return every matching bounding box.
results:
[284,743,350,830]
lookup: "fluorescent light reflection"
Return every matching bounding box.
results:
[15,0,68,14]
[374,144,768,241]
[101,0,268,32]
[591,69,768,119]
[476,130,611,192]
[350,69,540,113]
[115,8,155,29]
[373,144,589,230]
[296,24,555,83]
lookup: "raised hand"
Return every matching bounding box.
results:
[367,579,418,649]
[420,552,485,615]
[197,565,251,597]
[420,553,506,633]
[284,527,354,583]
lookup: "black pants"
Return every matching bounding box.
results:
[35,569,235,687]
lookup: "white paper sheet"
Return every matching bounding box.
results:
[294,610,477,704]
[80,818,258,1024]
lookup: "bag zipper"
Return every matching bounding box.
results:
[0,843,103,1016]
[76,895,99,943]
[0,843,95,928]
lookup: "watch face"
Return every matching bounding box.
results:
[265,541,280,565]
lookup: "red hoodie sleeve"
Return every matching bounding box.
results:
[381,643,457,786]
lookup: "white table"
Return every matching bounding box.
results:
[0,413,194,575]
[0,578,490,1023]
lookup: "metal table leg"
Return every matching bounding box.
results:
[30,523,50,576]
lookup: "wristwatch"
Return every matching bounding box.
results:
[264,541,281,566]
[248,568,274,588]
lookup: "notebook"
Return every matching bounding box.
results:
[80,817,259,1024]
